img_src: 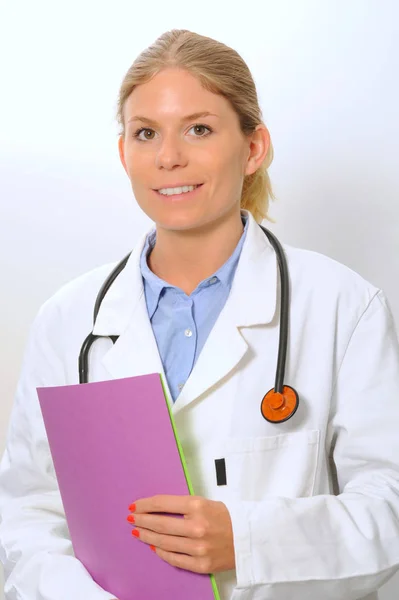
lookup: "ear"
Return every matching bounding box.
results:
[244,124,271,177]
[118,135,128,174]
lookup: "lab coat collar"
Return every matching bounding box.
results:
[92,210,278,410]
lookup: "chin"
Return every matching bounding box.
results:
[141,206,208,232]
[156,216,207,232]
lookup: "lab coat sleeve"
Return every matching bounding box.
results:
[223,289,399,600]
[0,302,117,600]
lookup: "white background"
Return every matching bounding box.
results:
[0,0,398,597]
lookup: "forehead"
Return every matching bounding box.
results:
[124,68,232,123]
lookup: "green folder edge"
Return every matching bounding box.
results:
[159,374,221,600]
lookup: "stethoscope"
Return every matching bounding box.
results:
[78,224,299,424]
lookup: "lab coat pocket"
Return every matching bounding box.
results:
[224,430,320,501]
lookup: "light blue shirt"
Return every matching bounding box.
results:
[140,214,249,402]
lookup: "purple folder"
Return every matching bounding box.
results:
[37,373,220,600]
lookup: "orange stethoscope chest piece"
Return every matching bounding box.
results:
[261,385,299,423]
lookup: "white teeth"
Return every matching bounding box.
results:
[158,184,198,196]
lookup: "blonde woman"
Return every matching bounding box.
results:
[1,29,399,600]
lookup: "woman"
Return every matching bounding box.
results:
[1,29,399,600]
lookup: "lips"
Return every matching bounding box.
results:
[155,183,202,191]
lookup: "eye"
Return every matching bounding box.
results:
[188,124,212,137]
[132,123,213,141]
[133,128,155,141]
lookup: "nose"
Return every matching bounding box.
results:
[154,133,188,170]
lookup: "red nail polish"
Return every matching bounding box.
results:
[132,529,140,538]
[150,545,156,552]
[129,503,136,512]
[127,515,135,523]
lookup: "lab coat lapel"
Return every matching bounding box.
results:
[91,231,168,388]
[172,214,278,414]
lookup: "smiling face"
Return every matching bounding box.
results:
[118,68,260,233]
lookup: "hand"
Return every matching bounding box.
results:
[126,494,235,574]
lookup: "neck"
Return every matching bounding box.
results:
[147,211,245,295]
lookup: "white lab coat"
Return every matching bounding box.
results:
[1,210,399,600]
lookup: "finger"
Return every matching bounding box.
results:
[131,494,199,515]
[128,513,188,537]
[132,527,196,555]
[155,547,212,575]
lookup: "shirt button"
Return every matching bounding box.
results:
[209,276,217,285]
[178,383,184,391]
[184,328,193,337]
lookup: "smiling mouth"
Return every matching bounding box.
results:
[155,184,203,192]
[152,183,204,200]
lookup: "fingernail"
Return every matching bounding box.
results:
[132,529,140,538]
[150,545,156,552]
[127,515,135,523]
[129,503,136,512]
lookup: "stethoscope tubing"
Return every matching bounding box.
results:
[78,226,290,399]
[78,252,130,384]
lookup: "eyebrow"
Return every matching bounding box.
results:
[127,111,219,125]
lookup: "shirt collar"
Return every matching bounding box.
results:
[140,212,249,318]
[140,229,164,318]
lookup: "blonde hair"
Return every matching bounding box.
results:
[116,29,276,224]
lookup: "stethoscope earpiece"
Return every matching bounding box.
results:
[261,385,299,423]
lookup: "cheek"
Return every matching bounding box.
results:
[211,140,246,177]
[211,156,245,193]
[127,162,153,195]
[124,144,149,175]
